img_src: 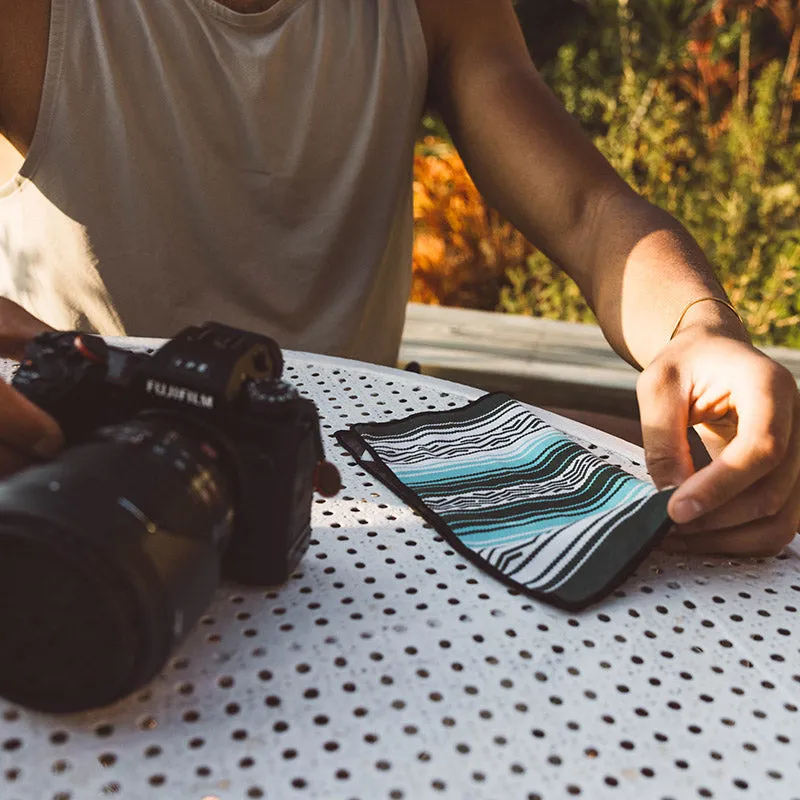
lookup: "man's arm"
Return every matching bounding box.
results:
[422,0,742,367]
[420,0,800,555]
[0,0,55,355]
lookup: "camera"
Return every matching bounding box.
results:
[0,322,339,713]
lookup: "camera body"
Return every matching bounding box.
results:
[0,321,341,712]
[13,321,331,585]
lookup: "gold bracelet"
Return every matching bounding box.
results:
[669,296,743,341]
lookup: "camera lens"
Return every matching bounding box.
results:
[0,415,234,713]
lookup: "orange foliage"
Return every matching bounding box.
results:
[411,138,534,309]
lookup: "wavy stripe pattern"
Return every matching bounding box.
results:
[342,393,671,609]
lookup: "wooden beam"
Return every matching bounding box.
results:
[399,303,800,418]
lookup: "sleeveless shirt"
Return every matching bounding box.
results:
[0,0,428,365]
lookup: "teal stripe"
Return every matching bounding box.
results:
[448,482,651,545]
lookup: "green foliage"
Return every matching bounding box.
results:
[498,0,800,347]
[500,252,597,323]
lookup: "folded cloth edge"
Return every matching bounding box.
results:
[335,393,674,611]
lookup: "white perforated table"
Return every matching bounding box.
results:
[1,347,799,800]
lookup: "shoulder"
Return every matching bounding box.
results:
[0,0,50,73]
[0,0,51,143]
[414,0,525,74]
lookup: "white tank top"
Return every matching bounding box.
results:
[0,0,428,365]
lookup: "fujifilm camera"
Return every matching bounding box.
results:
[0,322,339,712]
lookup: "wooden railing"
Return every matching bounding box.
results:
[399,303,800,419]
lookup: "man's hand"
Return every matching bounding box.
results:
[0,297,63,474]
[638,324,800,556]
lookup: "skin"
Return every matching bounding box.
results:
[0,0,798,555]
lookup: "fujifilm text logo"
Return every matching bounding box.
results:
[146,380,215,410]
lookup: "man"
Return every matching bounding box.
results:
[0,0,798,555]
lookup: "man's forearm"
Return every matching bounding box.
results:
[424,0,749,370]
[586,189,749,370]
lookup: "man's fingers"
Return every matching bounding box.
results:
[0,299,61,475]
[667,362,796,525]
[664,469,800,557]
[677,395,800,534]
[637,360,694,490]
[0,381,63,475]
[0,297,54,360]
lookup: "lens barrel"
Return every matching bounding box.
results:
[0,415,233,713]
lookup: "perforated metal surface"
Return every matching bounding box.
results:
[1,347,799,800]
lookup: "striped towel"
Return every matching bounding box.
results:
[337,393,673,610]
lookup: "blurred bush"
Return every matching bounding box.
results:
[412,0,800,347]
